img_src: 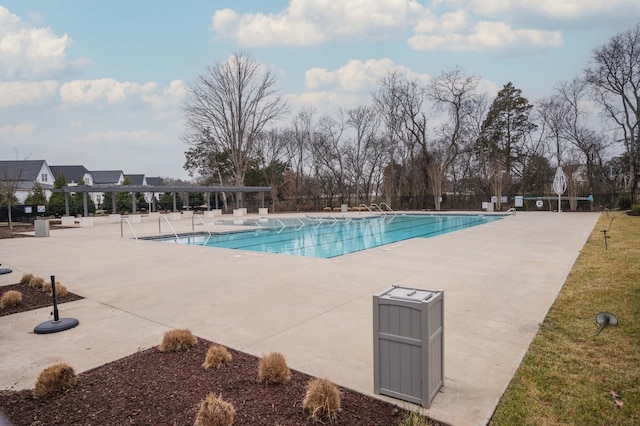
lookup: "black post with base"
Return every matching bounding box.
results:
[34,275,79,334]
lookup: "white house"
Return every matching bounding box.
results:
[0,160,54,203]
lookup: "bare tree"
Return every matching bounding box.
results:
[182,53,289,197]
[345,105,383,204]
[285,107,315,204]
[556,77,610,194]
[310,112,348,205]
[427,68,479,210]
[0,155,29,229]
[254,128,289,211]
[586,23,640,201]
[373,72,429,209]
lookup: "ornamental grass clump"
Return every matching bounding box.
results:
[42,281,68,297]
[257,352,291,385]
[303,378,341,423]
[202,344,232,370]
[194,393,235,426]
[20,273,34,285]
[34,363,77,397]
[28,276,45,290]
[159,329,197,352]
[0,290,22,309]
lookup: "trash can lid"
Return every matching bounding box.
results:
[381,285,438,302]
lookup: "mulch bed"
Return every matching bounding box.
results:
[0,281,440,425]
[0,282,83,317]
[0,340,422,425]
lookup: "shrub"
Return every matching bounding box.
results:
[617,195,632,210]
[34,363,77,397]
[202,344,232,370]
[159,329,197,352]
[0,290,23,309]
[194,393,235,426]
[20,273,34,285]
[303,378,341,423]
[631,204,640,215]
[257,352,291,385]
[28,276,45,290]
[43,282,67,297]
[55,284,68,297]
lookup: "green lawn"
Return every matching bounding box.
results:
[490,211,640,425]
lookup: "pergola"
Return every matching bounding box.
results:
[52,185,271,217]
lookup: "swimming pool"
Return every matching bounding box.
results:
[147,213,503,258]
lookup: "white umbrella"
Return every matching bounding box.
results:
[552,166,567,213]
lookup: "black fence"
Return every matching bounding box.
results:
[0,205,45,225]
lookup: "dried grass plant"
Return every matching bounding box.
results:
[33,363,77,397]
[202,344,232,370]
[194,393,235,426]
[54,283,67,297]
[28,276,44,290]
[303,377,341,423]
[257,352,291,385]
[158,329,197,352]
[0,290,23,309]
[20,273,34,285]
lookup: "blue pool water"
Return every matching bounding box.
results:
[148,213,503,258]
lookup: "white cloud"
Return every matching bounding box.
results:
[285,91,365,117]
[0,122,35,137]
[60,78,157,106]
[409,20,563,52]
[212,0,427,47]
[445,0,640,20]
[0,80,58,108]
[142,80,188,111]
[74,130,166,146]
[0,6,76,79]
[211,0,574,54]
[305,58,430,92]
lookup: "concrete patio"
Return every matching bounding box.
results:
[0,211,599,425]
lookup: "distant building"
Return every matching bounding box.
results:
[49,165,94,186]
[0,160,54,203]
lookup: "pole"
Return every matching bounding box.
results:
[51,275,59,322]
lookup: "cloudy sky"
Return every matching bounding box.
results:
[1,1,638,180]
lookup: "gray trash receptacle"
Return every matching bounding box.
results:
[373,285,444,407]
[34,220,50,237]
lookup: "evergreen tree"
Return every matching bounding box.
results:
[116,177,133,213]
[48,173,77,217]
[478,82,536,209]
[73,191,96,215]
[25,182,48,207]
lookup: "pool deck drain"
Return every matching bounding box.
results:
[0,211,599,426]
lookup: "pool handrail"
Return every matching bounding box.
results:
[379,202,395,214]
[120,217,138,239]
[158,215,179,241]
[359,203,373,213]
[192,214,212,236]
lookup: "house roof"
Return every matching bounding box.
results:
[50,165,90,183]
[0,160,48,182]
[145,177,162,186]
[125,174,145,186]
[92,170,124,185]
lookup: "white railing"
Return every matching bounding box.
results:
[192,214,212,236]
[120,218,138,239]
[159,215,179,241]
